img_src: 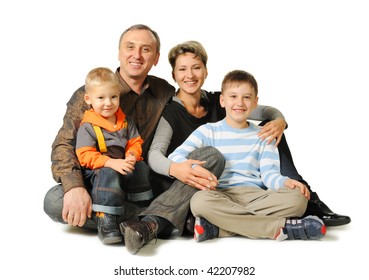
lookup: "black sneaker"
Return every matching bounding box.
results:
[94,212,123,244]
[182,212,195,236]
[275,215,326,241]
[194,217,219,242]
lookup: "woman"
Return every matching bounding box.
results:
[148,40,286,196]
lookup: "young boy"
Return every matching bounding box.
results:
[168,70,326,242]
[76,67,144,244]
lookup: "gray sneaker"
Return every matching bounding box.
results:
[194,217,219,242]
[275,215,326,241]
[94,212,123,244]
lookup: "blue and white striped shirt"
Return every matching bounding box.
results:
[168,119,288,190]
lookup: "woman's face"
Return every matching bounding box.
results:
[173,52,208,96]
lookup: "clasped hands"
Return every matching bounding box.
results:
[169,160,218,190]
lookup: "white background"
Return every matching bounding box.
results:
[1,0,367,279]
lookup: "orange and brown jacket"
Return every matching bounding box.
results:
[75,108,143,169]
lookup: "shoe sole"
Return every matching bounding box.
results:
[101,236,124,245]
[120,223,143,255]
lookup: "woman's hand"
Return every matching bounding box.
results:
[169,160,218,190]
[258,119,287,146]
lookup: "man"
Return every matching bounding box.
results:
[43,24,175,241]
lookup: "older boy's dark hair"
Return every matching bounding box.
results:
[221,70,258,96]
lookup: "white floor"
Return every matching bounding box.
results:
[5,203,359,280]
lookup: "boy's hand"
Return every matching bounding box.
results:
[126,152,137,164]
[104,158,135,175]
[284,178,310,199]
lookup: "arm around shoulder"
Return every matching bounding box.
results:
[250,104,286,124]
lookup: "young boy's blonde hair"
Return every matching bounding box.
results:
[85,67,121,93]
[221,70,258,96]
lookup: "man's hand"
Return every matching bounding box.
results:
[169,160,218,190]
[62,187,92,227]
[258,119,287,146]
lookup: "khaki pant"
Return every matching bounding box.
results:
[190,186,308,239]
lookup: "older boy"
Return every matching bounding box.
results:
[170,70,326,241]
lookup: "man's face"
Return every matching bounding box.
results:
[118,29,160,82]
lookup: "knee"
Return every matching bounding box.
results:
[43,185,65,223]
[134,160,150,173]
[290,191,308,217]
[190,191,202,216]
[98,168,121,189]
[189,146,225,177]
[190,191,212,216]
[99,167,120,177]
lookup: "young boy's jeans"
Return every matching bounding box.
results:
[43,161,152,229]
[83,161,153,215]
